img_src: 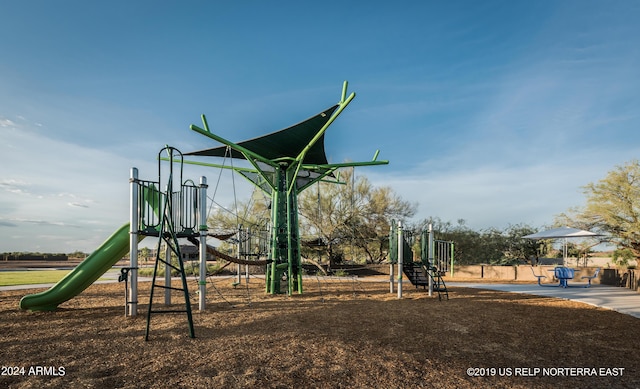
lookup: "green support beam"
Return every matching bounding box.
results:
[180,81,389,295]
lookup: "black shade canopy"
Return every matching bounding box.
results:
[185,104,340,166]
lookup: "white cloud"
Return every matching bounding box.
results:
[0,122,146,252]
[0,118,16,127]
[367,147,640,231]
[0,118,250,252]
[0,179,31,194]
[68,202,90,208]
[371,32,640,233]
[9,218,78,228]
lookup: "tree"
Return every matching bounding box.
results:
[411,218,541,265]
[410,218,480,264]
[298,168,416,265]
[206,188,271,254]
[205,170,415,265]
[68,251,87,259]
[207,188,271,231]
[612,248,635,268]
[501,224,541,264]
[556,160,640,260]
[140,247,151,263]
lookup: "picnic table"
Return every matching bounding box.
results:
[554,267,574,288]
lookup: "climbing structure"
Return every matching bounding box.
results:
[181,81,388,294]
[130,146,208,339]
[389,222,453,300]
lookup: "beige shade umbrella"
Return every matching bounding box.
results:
[523,227,602,266]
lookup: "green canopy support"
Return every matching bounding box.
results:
[180,81,389,294]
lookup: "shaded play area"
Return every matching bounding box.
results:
[1,278,638,388]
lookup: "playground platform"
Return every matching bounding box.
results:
[448,282,640,319]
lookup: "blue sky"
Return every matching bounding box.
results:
[1,0,639,253]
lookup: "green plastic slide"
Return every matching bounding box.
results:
[20,223,143,311]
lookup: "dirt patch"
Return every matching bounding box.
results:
[1,277,638,388]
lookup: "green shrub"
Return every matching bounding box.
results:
[332,269,349,277]
[612,249,634,268]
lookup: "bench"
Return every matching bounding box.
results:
[580,267,600,288]
[554,267,575,288]
[530,267,547,286]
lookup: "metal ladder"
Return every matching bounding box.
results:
[144,147,196,340]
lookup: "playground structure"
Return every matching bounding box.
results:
[180,81,388,295]
[19,81,390,337]
[129,147,210,339]
[389,221,454,300]
[20,145,208,339]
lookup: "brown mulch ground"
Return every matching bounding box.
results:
[0,276,638,389]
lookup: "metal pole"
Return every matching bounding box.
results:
[198,176,208,311]
[164,242,171,305]
[428,223,434,297]
[128,168,139,317]
[389,262,394,293]
[450,242,455,277]
[237,225,242,285]
[389,223,394,294]
[397,221,403,299]
[245,227,250,283]
[123,275,128,317]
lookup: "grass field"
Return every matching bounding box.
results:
[0,270,114,287]
[0,270,73,286]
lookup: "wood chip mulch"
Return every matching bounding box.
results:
[1,277,638,388]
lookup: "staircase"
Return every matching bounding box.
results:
[402,262,429,288]
[402,261,449,301]
[428,265,449,301]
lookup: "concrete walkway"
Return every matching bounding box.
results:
[448,282,640,319]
